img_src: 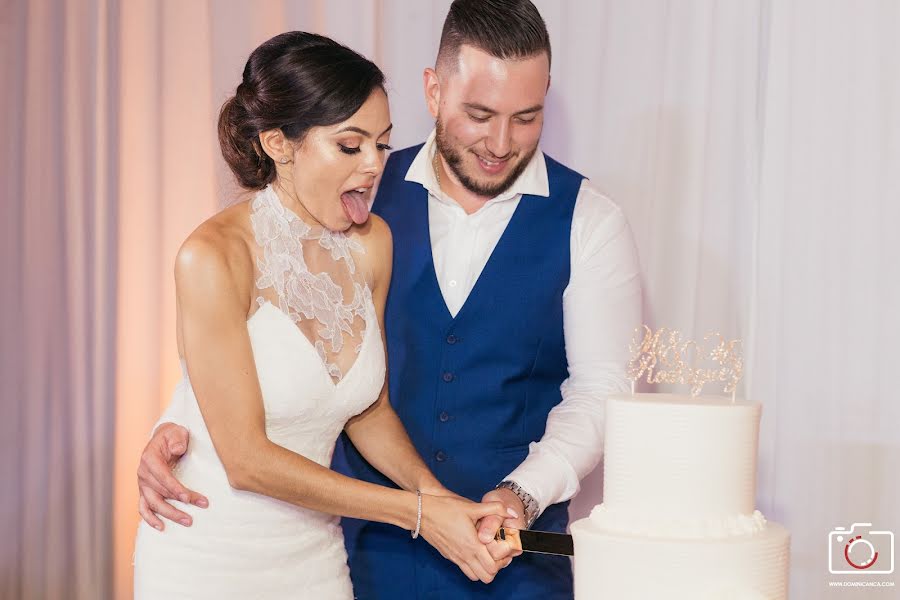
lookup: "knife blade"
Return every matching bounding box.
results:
[494,527,574,556]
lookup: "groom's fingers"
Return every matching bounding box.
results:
[501,517,524,557]
[486,539,512,561]
[158,471,208,509]
[138,462,180,501]
[157,423,190,456]
[140,485,194,527]
[138,495,164,531]
[147,462,190,504]
[140,449,208,508]
[140,424,208,507]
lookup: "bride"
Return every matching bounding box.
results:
[133,31,510,599]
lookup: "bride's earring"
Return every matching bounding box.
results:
[280,157,290,164]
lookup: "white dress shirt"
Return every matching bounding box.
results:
[401,131,642,515]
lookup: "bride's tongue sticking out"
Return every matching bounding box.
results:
[340,189,370,225]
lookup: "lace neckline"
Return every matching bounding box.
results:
[250,185,371,382]
[253,185,364,272]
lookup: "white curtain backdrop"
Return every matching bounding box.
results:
[2,1,897,598]
[751,1,899,595]
[555,3,900,598]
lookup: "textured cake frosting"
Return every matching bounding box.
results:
[571,393,790,599]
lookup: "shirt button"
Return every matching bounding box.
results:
[449,280,457,288]
[442,372,454,382]
[446,334,458,345]
[439,411,450,422]
[435,450,447,462]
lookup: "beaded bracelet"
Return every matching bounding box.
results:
[411,489,422,539]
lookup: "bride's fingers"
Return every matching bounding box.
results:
[477,514,504,543]
[470,501,509,521]
[474,546,500,582]
[457,561,478,582]
[138,495,164,531]
[468,552,497,584]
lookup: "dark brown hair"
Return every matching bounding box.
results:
[436,0,551,72]
[218,31,385,189]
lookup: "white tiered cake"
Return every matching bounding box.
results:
[570,393,790,599]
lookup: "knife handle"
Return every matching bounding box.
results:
[494,527,523,553]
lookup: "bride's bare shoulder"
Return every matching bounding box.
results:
[174,200,254,304]
[354,212,391,247]
[351,213,393,289]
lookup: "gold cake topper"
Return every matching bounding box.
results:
[627,325,743,399]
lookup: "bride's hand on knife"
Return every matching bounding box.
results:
[418,495,515,583]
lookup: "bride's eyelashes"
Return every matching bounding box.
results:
[338,143,393,155]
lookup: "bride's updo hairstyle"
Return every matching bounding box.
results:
[218,31,386,190]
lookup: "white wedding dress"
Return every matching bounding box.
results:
[134,186,385,599]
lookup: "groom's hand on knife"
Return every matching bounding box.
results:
[477,488,526,566]
[137,423,209,531]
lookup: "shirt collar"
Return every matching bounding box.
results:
[404,129,550,206]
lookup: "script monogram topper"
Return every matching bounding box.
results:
[627,325,744,399]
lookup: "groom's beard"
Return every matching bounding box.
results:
[434,119,538,198]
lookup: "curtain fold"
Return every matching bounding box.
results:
[1,0,119,598]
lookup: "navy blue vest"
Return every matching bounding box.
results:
[333,144,584,599]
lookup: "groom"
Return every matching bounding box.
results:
[137,0,641,597]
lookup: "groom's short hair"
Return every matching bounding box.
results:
[436,0,551,72]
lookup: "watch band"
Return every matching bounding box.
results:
[496,480,539,529]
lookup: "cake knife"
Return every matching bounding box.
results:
[494,527,574,556]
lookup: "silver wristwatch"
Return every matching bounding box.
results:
[496,480,539,529]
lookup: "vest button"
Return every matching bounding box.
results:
[446,334,458,345]
[439,411,450,422]
[442,372,454,382]
[435,450,447,462]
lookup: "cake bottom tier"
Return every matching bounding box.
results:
[570,519,790,600]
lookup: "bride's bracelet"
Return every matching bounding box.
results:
[411,489,422,539]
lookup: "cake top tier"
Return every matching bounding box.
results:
[616,393,758,408]
[601,393,762,521]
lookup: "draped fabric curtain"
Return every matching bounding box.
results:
[561,4,900,599]
[2,1,897,598]
[751,2,899,595]
[1,0,119,598]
